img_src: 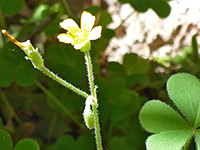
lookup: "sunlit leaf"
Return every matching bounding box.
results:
[146,130,192,150]
[167,73,200,128]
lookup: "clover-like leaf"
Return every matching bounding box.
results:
[139,100,190,133]
[0,129,12,150]
[139,73,200,149]
[146,130,193,150]
[149,0,171,18]
[167,73,200,128]
[98,10,112,27]
[14,139,39,150]
[130,0,149,12]
[195,130,200,149]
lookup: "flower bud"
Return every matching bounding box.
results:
[83,96,95,130]
[1,30,44,69]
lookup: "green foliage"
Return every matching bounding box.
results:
[0,46,37,87]
[98,10,113,27]
[167,73,200,127]
[118,0,171,18]
[139,73,200,149]
[85,6,101,15]
[0,118,2,128]
[149,0,171,18]
[0,129,12,150]
[146,131,192,150]
[140,100,190,133]
[123,53,150,75]
[14,139,39,150]
[0,129,38,150]
[155,35,200,75]
[49,134,95,150]
[109,136,130,150]
[130,0,149,12]
[0,0,24,15]
[1,0,193,150]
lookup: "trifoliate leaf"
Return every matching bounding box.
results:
[167,73,200,128]
[139,100,190,133]
[146,130,193,150]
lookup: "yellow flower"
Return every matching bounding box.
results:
[57,11,102,52]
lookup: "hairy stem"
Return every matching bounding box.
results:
[84,51,95,96]
[93,105,102,150]
[39,66,89,98]
[84,51,103,150]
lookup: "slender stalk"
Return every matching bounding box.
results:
[0,89,22,125]
[115,11,134,31]
[93,105,102,150]
[35,80,86,131]
[59,0,72,16]
[84,51,95,96]
[39,66,89,98]
[48,113,57,141]
[84,51,103,150]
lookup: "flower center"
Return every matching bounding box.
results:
[73,31,88,44]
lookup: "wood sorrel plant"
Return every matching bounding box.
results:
[139,73,200,150]
[2,11,103,150]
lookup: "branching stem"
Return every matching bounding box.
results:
[84,51,103,150]
[39,66,89,98]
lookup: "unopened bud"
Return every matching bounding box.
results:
[83,96,95,129]
[1,29,44,69]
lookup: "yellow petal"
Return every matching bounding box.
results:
[89,26,102,40]
[57,33,74,44]
[74,40,88,50]
[81,11,95,36]
[60,19,80,35]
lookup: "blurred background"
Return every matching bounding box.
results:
[0,0,200,149]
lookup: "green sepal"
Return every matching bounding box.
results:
[80,40,91,52]
[27,50,44,70]
[23,44,44,70]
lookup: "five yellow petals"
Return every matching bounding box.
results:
[57,11,102,50]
